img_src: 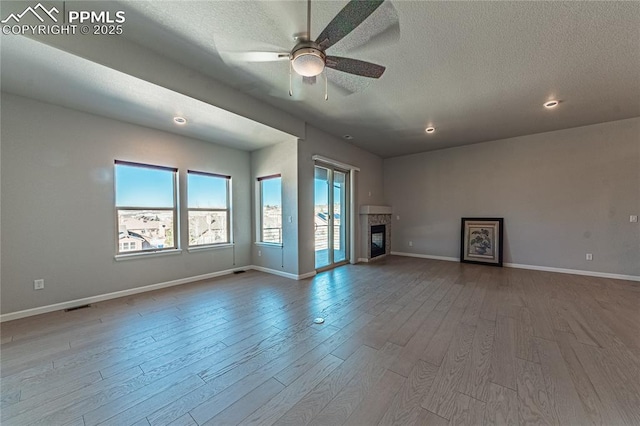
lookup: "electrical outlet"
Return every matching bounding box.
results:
[586,253,593,261]
[34,279,44,290]
[631,215,638,223]
[258,250,262,257]
[409,241,413,247]
[396,215,400,220]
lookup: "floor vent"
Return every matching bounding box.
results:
[64,304,91,312]
[233,270,246,274]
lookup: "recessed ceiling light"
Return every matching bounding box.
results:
[425,127,436,134]
[544,100,559,109]
[343,134,353,140]
[173,116,187,125]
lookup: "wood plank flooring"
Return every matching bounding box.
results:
[1,256,640,425]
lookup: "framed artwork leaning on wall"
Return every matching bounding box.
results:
[460,218,504,267]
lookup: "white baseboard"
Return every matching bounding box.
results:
[249,265,316,280]
[0,267,241,323]
[0,265,319,323]
[391,251,640,282]
[357,258,369,263]
[391,251,459,262]
[6,255,634,322]
[503,262,640,282]
[297,270,318,280]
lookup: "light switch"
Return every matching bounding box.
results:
[631,215,638,223]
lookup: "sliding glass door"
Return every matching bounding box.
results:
[333,170,347,263]
[315,165,349,269]
[315,166,330,269]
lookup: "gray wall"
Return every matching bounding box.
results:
[384,118,640,277]
[1,94,252,314]
[6,89,635,317]
[250,127,386,277]
[25,31,306,141]
[0,95,386,314]
[298,125,385,274]
[250,140,300,275]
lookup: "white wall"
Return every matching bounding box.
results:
[298,125,385,274]
[1,94,252,314]
[250,140,299,276]
[384,118,640,277]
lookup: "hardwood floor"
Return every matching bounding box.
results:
[1,256,639,425]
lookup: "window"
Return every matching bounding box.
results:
[258,175,282,244]
[188,171,231,246]
[115,161,177,255]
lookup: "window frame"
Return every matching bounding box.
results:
[114,160,179,257]
[187,170,232,248]
[258,174,283,245]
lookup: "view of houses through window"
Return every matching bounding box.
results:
[188,171,230,246]
[115,161,177,254]
[259,175,282,244]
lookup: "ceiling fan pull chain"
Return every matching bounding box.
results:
[289,61,293,97]
[324,71,328,101]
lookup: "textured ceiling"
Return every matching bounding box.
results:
[117,0,640,157]
[2,1,639,158]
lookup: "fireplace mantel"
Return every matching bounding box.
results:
[359,205,392,215]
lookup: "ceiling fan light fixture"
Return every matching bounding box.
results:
[291,47,325,77]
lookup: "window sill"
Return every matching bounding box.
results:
[254,242,283,248]
[115,249,182,261]
[188,243,234,252]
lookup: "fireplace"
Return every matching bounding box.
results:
[371,225,386,258]
[359,205,391,262]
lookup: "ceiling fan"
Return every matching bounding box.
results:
[223,0,391,99]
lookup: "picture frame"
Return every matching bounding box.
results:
[460,218,504,267]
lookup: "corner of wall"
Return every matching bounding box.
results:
[250,140,300,275]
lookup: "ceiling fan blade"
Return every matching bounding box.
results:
[325,56,386,78]
[326,68,373,95]
[221,51,290,63]
[330,2,400,54]
[315,0,385,51]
